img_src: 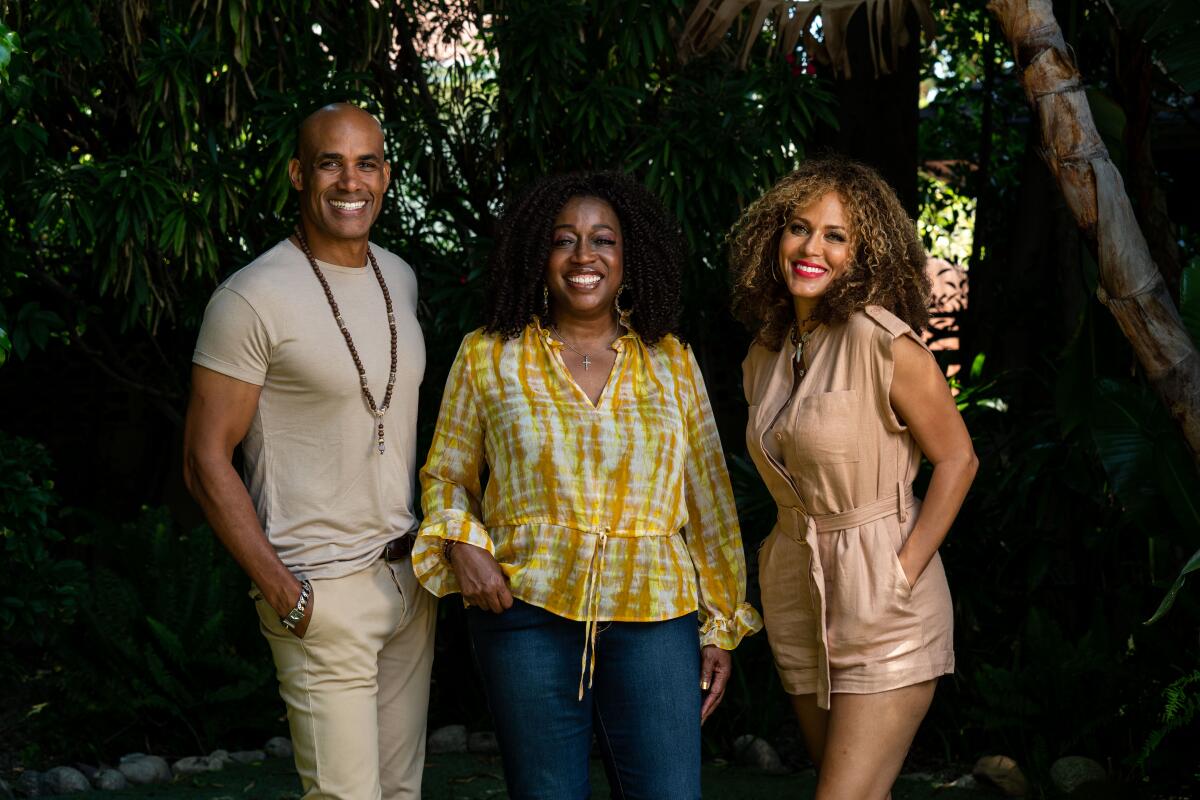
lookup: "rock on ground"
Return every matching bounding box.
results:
[70,765,96,782]
[973,755,1028,797]
[941,774,978,790]
[732,735,789,776]
[13,771,42,797]
[118,754,172,785]
[208,750,232,770]
[1050,756,1106,794]
[467,731,500,755]
[92,768,129,791]
[228,750,266,765]
[264,737,294,759]
[42,767,90,795]
[898,772,935,783]
[427,725,468,755]
[172,755,225,776]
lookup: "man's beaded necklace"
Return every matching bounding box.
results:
[294,225,398,455]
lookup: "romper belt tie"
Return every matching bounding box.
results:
[777,482,915,710]
[576,526,677,701]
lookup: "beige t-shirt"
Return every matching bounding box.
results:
[193,238,424,580]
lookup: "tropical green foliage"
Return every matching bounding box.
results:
[10,502,279,760]
[0,433,86,650]
[1104,0,1200,92]
[1146,260,1200,624]
[1137,669,1200,773]
[911,1,1200,787]
[917,172,974,265]
[0,21,16,81]
[0,0,833,407]
[71,508,276,750]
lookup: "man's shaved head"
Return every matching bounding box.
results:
[297,103,384,162]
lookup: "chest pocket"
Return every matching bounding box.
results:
[786,389,862,466]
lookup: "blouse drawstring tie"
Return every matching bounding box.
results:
[578,528,610,700]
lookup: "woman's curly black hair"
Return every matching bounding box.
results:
[484,171,684,346]
[728,156,931,350]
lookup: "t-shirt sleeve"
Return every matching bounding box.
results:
[192,286,272,386]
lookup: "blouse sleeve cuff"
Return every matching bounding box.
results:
[698,603,764,650]
[412,516,494,597]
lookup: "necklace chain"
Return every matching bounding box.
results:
[791,321,818,377]
[550,324,618,371]
[294,225,398,455]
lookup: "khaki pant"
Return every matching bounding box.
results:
[255,556,436,800]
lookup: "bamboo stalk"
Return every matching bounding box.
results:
[988,0,1200,465]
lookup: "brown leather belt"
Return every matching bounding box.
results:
[383,533,416,562]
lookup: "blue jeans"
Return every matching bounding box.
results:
[468,600,702,800]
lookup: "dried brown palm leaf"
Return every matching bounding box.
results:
[679,0,934,77]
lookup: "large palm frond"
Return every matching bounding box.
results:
[679,0,935,77]
[1102,0,1200,93]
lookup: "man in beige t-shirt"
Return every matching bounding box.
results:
[184,104,434,800]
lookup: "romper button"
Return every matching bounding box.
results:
[775,432,783,441]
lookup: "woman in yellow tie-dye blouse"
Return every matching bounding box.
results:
[413,172,761,799]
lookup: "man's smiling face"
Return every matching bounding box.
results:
[289,105,391,255]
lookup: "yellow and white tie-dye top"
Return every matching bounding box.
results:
[412,320,762,650]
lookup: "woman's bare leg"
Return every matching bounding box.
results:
[813,680,936,800]
[788,693,829,766]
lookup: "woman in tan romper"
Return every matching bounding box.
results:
[729,157,978,798]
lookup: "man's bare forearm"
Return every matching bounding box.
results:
[186,454,301,617]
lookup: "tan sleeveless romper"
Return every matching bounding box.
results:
[743,306,954,709]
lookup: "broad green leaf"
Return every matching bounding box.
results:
[969,352,985,381]
[1106,0,1200,92]
[1089,379,1160,511]
[1145,547,1200,624]
[0,24,18,81]
[11,327,29,360]
[1155,440,1200,537]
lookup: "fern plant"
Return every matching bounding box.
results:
[1137,670,1200,773]
[67,507,276,752]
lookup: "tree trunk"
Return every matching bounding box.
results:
[988,0,1200,465]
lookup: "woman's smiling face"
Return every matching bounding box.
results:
[777,191,852,317]
[545,196,624,323]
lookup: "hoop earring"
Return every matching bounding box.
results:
[772,262,783,284]
[614,283,632,328]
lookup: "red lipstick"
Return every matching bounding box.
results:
[791,259,828,279]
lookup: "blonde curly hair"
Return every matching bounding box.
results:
[728,156,931,350]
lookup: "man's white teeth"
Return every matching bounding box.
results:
[331,200,366,210]
[566,274,601,287]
